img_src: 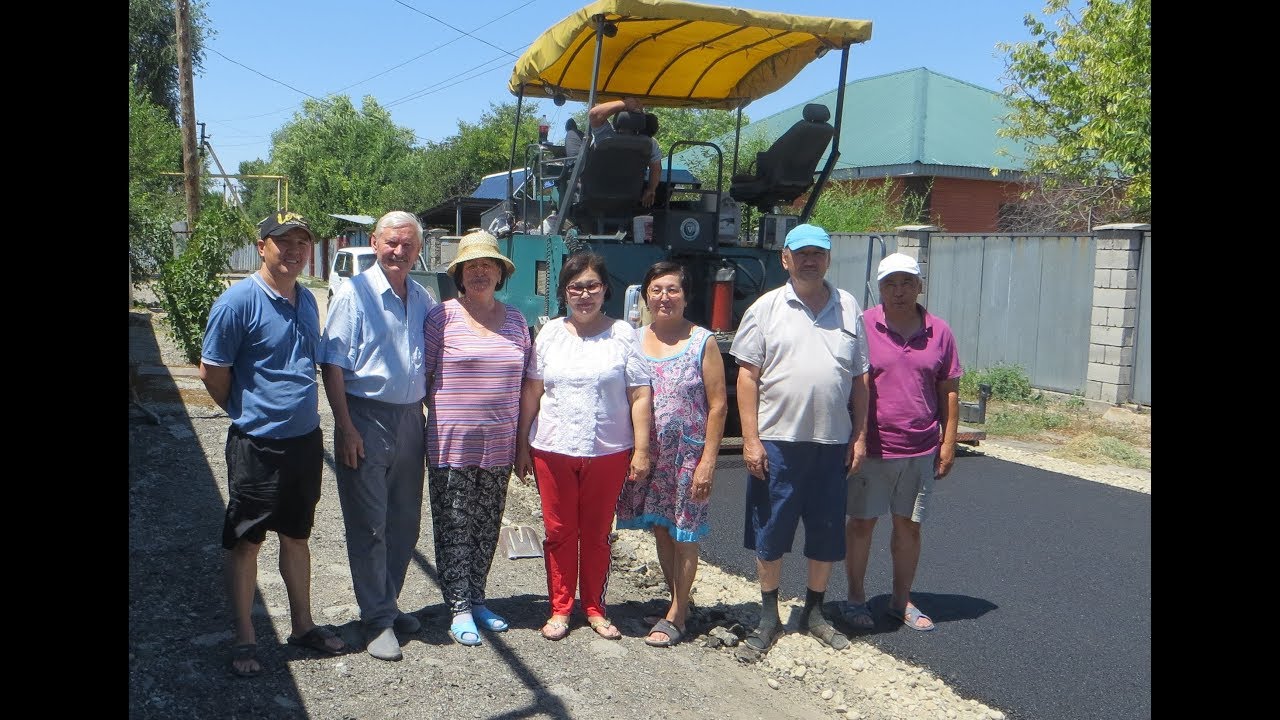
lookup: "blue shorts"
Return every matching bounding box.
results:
[743,440,849,562]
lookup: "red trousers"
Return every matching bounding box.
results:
[531,448,630,618]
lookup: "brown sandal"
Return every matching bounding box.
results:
[587,616,621,640]
[541,617,570,641]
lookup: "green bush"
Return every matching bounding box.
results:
[130,192,181,286]
[960,363,1034,401]
[154,203,252,364]
[807,177,929,233]
[985,408,1071,437]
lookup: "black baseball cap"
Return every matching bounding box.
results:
[257,210,317,243]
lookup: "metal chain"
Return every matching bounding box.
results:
[544,229,553,319]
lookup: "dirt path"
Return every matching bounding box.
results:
[129,303,1007,720]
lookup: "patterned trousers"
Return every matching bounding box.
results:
[428,465,511,615]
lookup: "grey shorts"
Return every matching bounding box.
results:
[846,452,937,523]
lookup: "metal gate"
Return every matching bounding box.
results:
[829,233,896,309]
[927,234,1096,394]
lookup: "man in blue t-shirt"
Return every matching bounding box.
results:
[200,211,347,677]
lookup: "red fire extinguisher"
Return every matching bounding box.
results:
[711,264,735,332]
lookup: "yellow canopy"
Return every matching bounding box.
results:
[507,0,872,109]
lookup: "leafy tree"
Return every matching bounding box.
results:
[997,0,1150,223]
[648,108,755,186]
[422,102,545,204]
[235,158,281,228]
[129,74,184,284]
[129,0,212,122]
[259,95,435,239]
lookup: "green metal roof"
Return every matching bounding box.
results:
[692,67,1030,179]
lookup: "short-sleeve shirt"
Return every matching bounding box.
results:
[423,300,533,468]
[564,130,584,160]
[200,273,321,440]
[320,263,436,405]
[528,317,652,457]
[730,280,870,444]
[862,304,963,458]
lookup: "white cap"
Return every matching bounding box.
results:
[877,253,921,282]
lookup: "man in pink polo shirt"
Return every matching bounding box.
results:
[839,253,962,633]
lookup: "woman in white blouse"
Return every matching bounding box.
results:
[516,252,653,641]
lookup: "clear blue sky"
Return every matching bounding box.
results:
[193,0,1057,177]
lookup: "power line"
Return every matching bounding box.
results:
[384,53,515,109]
[208,2,537,126]
[209,48,321,101]
[204,2,544,152]
[392,0,528,60]
[332,0,538,94]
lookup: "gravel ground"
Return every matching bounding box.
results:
[129,295,1147,720]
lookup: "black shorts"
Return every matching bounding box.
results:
[222,425,323,549]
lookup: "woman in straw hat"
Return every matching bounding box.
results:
[516,251,653,641]
[423,230,532,647]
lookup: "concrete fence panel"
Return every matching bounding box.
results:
[912,231,1097,397]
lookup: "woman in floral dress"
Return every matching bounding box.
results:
[616,261,727,647]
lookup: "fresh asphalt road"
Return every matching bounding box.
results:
[698,450,1151,720]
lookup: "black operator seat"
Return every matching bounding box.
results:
[729,103,835,213]
[571,110,653,232]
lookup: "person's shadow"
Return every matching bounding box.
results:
[825,592,998,635]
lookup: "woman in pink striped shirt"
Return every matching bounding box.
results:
[423,230,533,647]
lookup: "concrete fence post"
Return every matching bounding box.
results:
[893,225,939,307]
[1087,223,1149,405]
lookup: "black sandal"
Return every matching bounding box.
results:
[229,643,262,678]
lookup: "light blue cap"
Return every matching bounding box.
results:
[783,223,831,251]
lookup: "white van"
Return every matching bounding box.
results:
[328,246,441,302]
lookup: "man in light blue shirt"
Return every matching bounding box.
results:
[321,210,437,661]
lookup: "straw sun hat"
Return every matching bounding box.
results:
[448,230,516,275]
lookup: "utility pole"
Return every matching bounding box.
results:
[202,140,244,208]
[175,0,200,230]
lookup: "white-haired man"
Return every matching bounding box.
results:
[321,210,438,661]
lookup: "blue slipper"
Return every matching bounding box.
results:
[472,605,509,632]
[449,616,482,646]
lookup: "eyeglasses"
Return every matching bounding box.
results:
[566,281,604,297]
[647,287,683,298]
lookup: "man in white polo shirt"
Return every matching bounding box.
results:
[730,222,871,659]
